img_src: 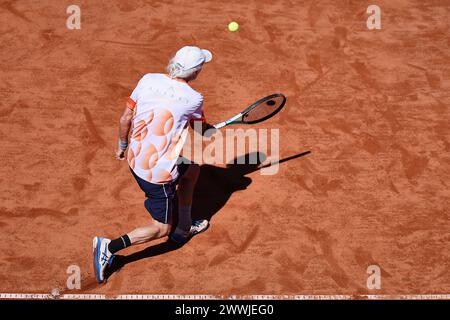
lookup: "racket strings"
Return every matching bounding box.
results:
[243,96,285,123]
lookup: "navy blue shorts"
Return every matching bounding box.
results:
[130,163,189,224]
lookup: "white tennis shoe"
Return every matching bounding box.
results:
[92,237,113,283]
[170,219,209,244]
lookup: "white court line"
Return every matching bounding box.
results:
[1,293,450,300]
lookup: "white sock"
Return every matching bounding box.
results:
[178,205,192,232]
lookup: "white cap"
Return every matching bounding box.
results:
[172,46,213,71]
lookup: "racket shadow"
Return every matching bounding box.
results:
[105,151,311,281]
[191,150,311,221]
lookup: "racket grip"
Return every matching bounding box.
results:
[213,122,227,129]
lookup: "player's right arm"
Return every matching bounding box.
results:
[115,98,135,160]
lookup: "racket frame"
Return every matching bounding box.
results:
[213,93,286,129]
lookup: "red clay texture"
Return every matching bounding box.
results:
[0,0,449,296]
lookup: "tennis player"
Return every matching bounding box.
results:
[93,46,212,283]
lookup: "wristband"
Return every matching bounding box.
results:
[118,139,128,151]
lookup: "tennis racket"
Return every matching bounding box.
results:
[213,93,286,129]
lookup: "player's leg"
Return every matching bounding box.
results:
[106,219,171,257]
[126,219,171,245]
[171,163,209,243]
[176,163,200,231]
[108,184,175,253]
[94,221,171,283]
[93,176,175,283]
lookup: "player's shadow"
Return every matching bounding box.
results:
[191,152,266,221]
[190,150,311,221]
[105,151,311,281]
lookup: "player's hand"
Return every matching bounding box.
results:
[203,123,217,137]
[116,139,128,161]
[115,148,126,161]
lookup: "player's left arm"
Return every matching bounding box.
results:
[189,96,216,136]
[115,99,135,160]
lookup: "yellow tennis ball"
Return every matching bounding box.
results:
[228,21,239,32]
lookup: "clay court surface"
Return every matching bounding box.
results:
[0,0,449,297]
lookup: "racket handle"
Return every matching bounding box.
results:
[213,122,227,129]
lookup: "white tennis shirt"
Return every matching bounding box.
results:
[126,73,204,184]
